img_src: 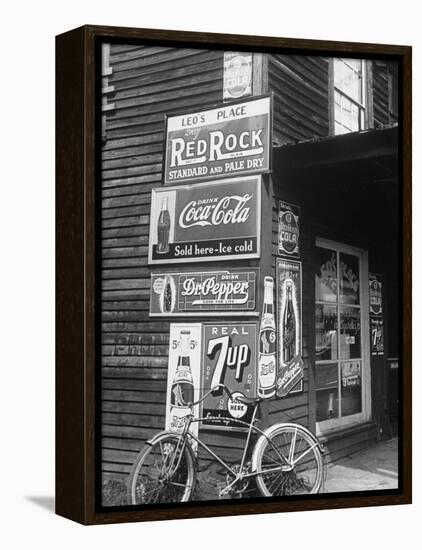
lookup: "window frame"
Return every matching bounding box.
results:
[314,238,371,435]
[329,58,369,136]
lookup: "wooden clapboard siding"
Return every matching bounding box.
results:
[268,54,329,145]
[101,44,226,478]
[373,60,398,129]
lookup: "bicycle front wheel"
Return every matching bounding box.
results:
[128,433,196,505]
[254,424,323,496]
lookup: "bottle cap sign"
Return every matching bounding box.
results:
[153,277,165,294]
[223,52,252,100]
[227,392,248,419]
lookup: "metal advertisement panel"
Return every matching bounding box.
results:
[223,52,253,101]
[163,95,271,184]
[148,176,261,264]
[201,322,258,430]
[369,273,383,315]
[276,259,304,397]
[150,269,258,316]
[369,273,384,356]
[370,317,385,356]
[165,324,202,444]
[278,200,300,258]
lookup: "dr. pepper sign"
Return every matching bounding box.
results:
[163,95,272,184]
[148,176,261,264]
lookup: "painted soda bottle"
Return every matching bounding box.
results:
[170,330,194,432]
[282,282,297,364]
[157,196,170,254]
[161,275,174,314]
[258,276,276,398]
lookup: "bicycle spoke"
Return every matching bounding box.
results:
[288,427,297,464]
[293,443,317,466]
[256,426,323,496]
[130,435,194,505]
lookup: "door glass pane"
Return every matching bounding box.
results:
[316,388,339,422]
[316,304,338,360]
[315,247,337,302]
[339,252,360,305]
[340,306,361,359]
[315,362,338,390]
[341,361,362,416]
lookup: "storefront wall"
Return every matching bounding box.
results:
[101,44,399,481]
[271,147,399,460]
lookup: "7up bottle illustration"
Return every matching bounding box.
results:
[258,276,276,398]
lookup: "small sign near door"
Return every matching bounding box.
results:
[278,200,300,258]
[223,52,253,100]
[276,258,304,396]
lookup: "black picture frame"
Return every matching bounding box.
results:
[56,25,411,525]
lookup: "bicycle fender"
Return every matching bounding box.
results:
[145,430,185,446]
[252,422,324,470]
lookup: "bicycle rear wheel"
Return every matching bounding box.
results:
[128,433,196,505]
[254,424,323,496]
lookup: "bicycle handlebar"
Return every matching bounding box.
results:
[186,384,260,408]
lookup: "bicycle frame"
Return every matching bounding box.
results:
[166,402,294,496]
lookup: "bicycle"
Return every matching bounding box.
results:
[127,384,324,504]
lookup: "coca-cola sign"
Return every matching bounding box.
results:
[163,95,271,184]
[278,200,300,258]
[148,176,261,264]
[276,259,304,397]
[150,269,258,317]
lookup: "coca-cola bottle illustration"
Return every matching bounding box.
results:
[258,277,276,398]
[170,330,194,432]
[157,196,171,254]
[282,282,297,365]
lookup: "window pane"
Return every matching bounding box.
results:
[315,362,338,390]
[335,121,347,135]
[335,60,361,96]
[315,247,337,302]
[334,58,343,89]
[341,361,362,416]
[341,65,355,98]
[351,103,360,131]
[334,93,361,135]
[316,304,338,361]
[316,388,339,422]
[340,306,361,359]
[339,252,360,304]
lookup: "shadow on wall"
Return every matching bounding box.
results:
[25,496,55,513]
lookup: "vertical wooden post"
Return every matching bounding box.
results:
[252,53,269,95]
[328,59,335,136]
[366,60,375,130]
[252,52,271,427]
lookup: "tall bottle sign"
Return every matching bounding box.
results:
[258,277,276,398]
[157,196,171,254]
[282,282,297,365]
[276,259,304,397]
[166,324,201,445]
[170,330,194,411]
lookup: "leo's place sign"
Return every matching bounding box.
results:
[164,96,271,184]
